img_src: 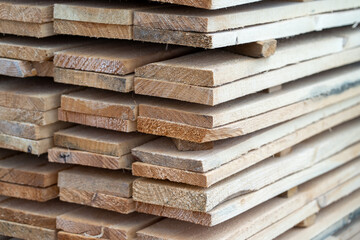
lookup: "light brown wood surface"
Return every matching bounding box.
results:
[0,107,58,126]
[226,39,277,58]
[0,20,54,38]
[0,58,52,78]
[58,231,105,240]
[0,134,53,155]
[172,138,214,151]
[148,0,261,9]
[0,219,56,240]
[54,68,134,92]
[54,41,193,75]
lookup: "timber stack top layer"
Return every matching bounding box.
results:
[0,0,359,239]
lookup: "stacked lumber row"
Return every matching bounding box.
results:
[133,0,360,48]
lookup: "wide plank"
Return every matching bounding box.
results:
[0,107,58,126]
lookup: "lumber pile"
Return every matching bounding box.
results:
[0,0,359,239]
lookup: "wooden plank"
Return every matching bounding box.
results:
[54,20,133,39]
[0,58,53,78]
[48,148,134,170]
[172,138,214,151]
[0,20,54,38]
[135,30,349,87]
[0,107,58,126]
[136,161,360,238]
[58,231,105,240]
[59,188,136,214]
[57,207,161,239]
[0,154,69,187]
[296,214,317,228]
[135,154,360,226]
[148,0,262,10]
[0,36,95,61]
[226,40,277,58]
[54,41,193,75]
[54,125,155,157]
[276,191,360,240]
[0,198,79,229]
[0,120,72,140]
[0,134,53,155]
[58,109,137,132]
[0,181,58,202]
[135,47,360,105]
[0,219,56,240]
[279,187,298,198]
[0,0,58,23]
[0,77,80,111]
[137,62,360,128]
[54,68,134,92]
[132,99,360,185]
[133,9,360,48]
[58,166,136,198]
[133,122,360,212]
[135,1,360,32]
[137,84,360,142]
[329,217,360,240]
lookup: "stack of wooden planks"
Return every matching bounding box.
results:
[0,0,359,239]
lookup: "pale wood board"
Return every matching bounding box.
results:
[54,68,134,92]
[60,187,136,214]
[133,122,360,212]
[133,9,360,48]
[54,41,193,75]
[49,147,134,170]
[0,77,81,111]
[58,109,137,132]
[328,217,360,240]
[148,0,261,9]
[0,134,53,155]
[0,36,95,61]
[135,0,360,32]
[54,125,155,157]
[0,198,79,229]
[0,154,69,187]
[0,20,54,38]
[132,96,360,175]
[135,47,360,105]
[57,207,161,239]
[0,107,58,126]
[137,82,360,142]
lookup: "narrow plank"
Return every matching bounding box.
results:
[48,148,134,170]
[136,162,360,238]
[137,62,360,128]
[60,188,135,214]
[0,219,56,240]
[133,9,360,48]
[0,77,81,111]
[0,134,53,155]
[0,120,72,140]
[0,182,58,202]
[57,207,161,239]
[0,198,79,229]
[58,166,136,198]
[135,47,360,105]
[0,58,53,78]
[226,39,277,58]
[58,231,105,240]
[0,154,69,187]
[148,0,262,10]
[137,86,360,142]
[132,98,360,180]
[54,20,133,39]
[0,107,58,126]
[133,122,360,212]
[58,109,137,132]
[54,68,134,92]
[0,20,54,38]
[0,36,95,61]
[54,41,193,75]
[135,1,360,32]
[136,155,360,226]
[172,138,214,151]
[54,125,155,157]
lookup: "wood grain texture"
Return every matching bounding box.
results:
[54,125,155,158]
[57,207,161,240]
[172,138,214,151]
[135,1,360,32]
[148,0,261,9]
[134,9,360,48]
[132,103,360,187]
[0,153,69,187]
[49,148,134,170]
[0,198,79,229]
[0,58,53,78]
[54,20,133,39]
[58,109,137,132]
[0,107,58,126]
[226,39,277,58]
[0,134,53,155]
[0,36,95,61]
[135,47,360,105]
[0,20,54,38]
[58,231,105,240]
[54,68,134,92]
[54,41,193,75]
[0,77,80,111]
[60,188,135,214]
[0,219,56,240]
